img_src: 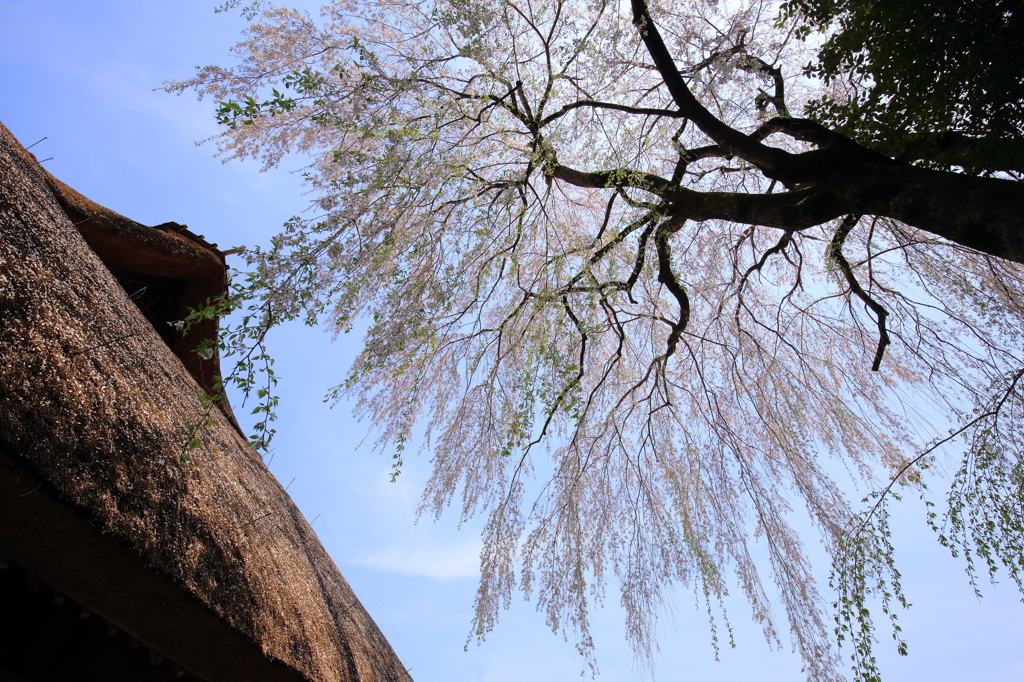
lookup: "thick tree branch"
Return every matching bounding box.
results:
[554,151,1024,264]
[550,164,679,195]
[551,163,846,228]
[812,154,1024,264]
[630,0,793,176]
[627,0,1024,263]
[762,117,901,167]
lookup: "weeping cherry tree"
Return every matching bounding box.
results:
[168,0,1024,679]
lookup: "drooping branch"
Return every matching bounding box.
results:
[736,229,794,295]
[743,55,790,118]
[654,223,690,359]
[828,215,890,371]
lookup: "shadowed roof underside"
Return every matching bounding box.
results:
[0,122,412,682]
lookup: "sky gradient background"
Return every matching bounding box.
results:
[2,2,1022,680]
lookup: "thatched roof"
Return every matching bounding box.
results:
[0,121,413,682]
[0,123,229,399]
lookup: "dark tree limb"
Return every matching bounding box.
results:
[829,215,890,371]
[551,163,845,228]
[742,55,790,118]
[627,0,1024,264]
[737,229,794,295]
[540,100,683,127]
[630,0,793,176]
[655,224,690,358]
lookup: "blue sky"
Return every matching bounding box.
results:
[2,2,1022,680]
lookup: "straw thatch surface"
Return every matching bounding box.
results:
[0,121,232,399]
[0,121,412,682]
